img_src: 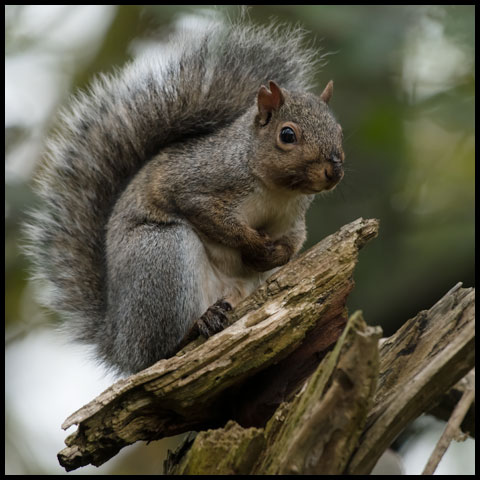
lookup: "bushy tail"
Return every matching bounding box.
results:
[24,14,319,344]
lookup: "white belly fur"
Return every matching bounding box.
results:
[198,186,306,309]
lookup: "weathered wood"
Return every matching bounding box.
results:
[167,421,266,475]
[346,283,475,474]
[166,285,475,476]
[256,311,381,475]
[168,310,381,475]
[57,215,474,474]
[58,217,379,471]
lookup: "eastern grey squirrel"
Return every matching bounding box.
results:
[25,17,344,375]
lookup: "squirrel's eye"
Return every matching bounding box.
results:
[280,127,296,144]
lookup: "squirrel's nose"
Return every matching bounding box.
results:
[324,154,344,183]
[327,154,342,166]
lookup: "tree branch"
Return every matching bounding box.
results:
[346,283,475,474]
[58,217,379,472]
[56,218,474,474]
[168,311,381,475]
[165,282,474,475]
[427,370,475,438]
[422,369,475,475]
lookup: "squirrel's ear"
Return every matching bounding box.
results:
[257,80,285,125]
[320,80,334,104]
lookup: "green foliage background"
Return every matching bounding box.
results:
[5,5,474,474]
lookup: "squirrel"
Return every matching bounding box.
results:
[24,18,345,375]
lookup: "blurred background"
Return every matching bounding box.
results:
[5,5,474,475]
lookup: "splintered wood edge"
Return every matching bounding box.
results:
[168,311,382,475]
[346,284,475,474]
[260,311,382,475]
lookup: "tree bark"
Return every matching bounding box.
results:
[346,282,474,474]
[166,284,474,475]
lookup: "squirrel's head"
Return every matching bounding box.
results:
[252,80,344,194]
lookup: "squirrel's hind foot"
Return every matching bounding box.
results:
[196,299,233,337]
[178,299,233,350]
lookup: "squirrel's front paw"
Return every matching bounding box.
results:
[242,238,293,272]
